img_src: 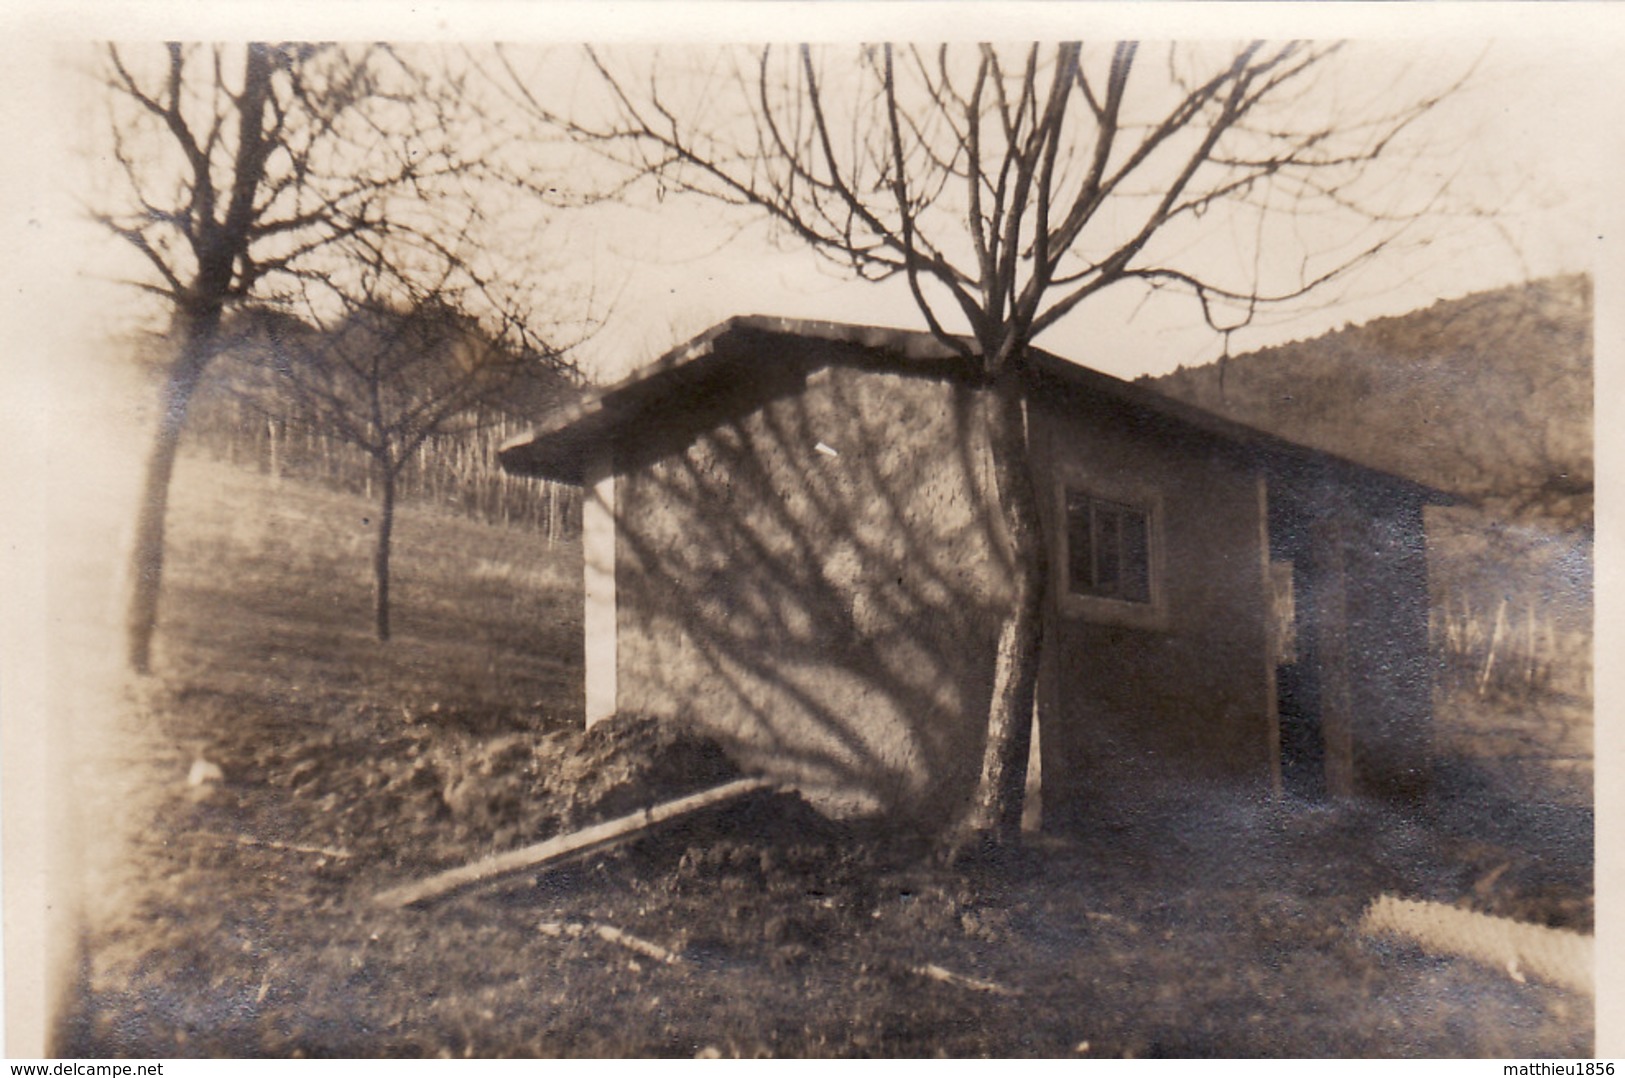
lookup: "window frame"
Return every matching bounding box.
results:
[1055,472,1168,630]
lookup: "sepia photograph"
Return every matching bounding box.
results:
[1,2,1615,1060]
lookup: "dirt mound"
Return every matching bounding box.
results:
[411,713,761,868]
[551,713,744,828]
[173,695,769,876]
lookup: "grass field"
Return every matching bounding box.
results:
[51,452,1593,1058]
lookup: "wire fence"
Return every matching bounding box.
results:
[1431,593,1591,702]
[185,396,579,542]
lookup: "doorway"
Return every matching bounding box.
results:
[1270,492,1354,801]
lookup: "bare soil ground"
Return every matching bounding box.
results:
[51,453,1593,1058]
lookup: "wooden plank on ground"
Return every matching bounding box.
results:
[912,962,1021,997]
[374,776,775,909]
[195,831,352,860]
[1359,893,1593,995]
[539,920,683,965]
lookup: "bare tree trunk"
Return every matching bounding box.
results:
[957,371,1048,844]
[374,463,396,642]
[125,332,212,675]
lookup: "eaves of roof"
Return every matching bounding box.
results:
[498,314,1454,505]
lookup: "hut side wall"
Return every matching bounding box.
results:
[595,342,1430,828]
[1031,393,1275,826]
[1342,491,1435,801]
[611,362,1014,827]
[1270,469,1436,803]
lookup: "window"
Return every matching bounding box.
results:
[1065,490,1153,604]
[1056,473,1165,629]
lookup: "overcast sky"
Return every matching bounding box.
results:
[6,3,1618,387]
[540,34,1604,382]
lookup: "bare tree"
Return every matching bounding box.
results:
[500,41,1467,842]
[225,267,571,641]
[94,43,501,673]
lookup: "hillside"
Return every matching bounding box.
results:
[1148,276,1593,526]
[55,450,1592,1057]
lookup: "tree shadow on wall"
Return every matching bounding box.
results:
[606,353,1017,831]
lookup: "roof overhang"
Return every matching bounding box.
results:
[497,315,972,484]
[499,315,1455,506]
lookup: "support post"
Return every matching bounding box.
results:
[1312,512,1355,799]
[1258,475,1283,799]
[582,449,617,729]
